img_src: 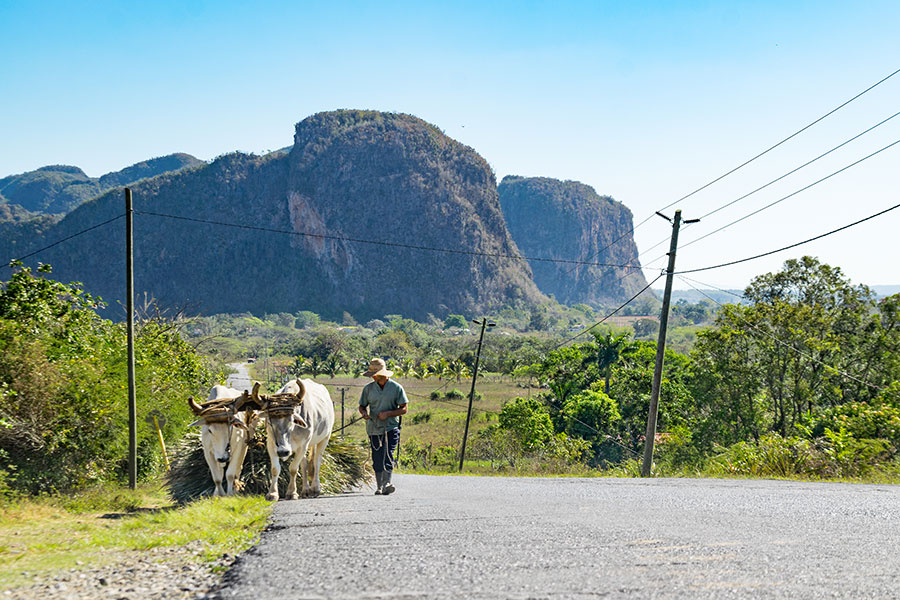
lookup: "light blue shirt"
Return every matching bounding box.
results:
[359,379,409,436]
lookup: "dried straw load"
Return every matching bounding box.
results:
[167,428,372,503]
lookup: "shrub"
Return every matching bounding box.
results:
[497,397,553,451]
[446,389,465,401]
[411,411,432,425]
[0,264,216,494]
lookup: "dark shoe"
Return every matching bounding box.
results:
[382,483,395,495]
[374,488,383,495]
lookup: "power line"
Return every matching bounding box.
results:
[567,65,900,272]
[676,274,881,391]
[135,210,643,270]
[552,273,663,350]
[676,137,900,253]
[654,66,900,216]
[4,213,125,265]
[636,110,900,266]
[677,199,900,275]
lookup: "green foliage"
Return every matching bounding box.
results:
[691,257,900,449]
[497,397,554,451]
[561,390,621,443]
[446,389,465,401]
[294,311,320,329]
[443,314,468,329]
[0,264,216,494]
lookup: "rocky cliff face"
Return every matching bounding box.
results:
[5,112,545,321]
[498,176,649,307]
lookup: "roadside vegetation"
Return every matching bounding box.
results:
[178,256,900,483]
[0,484,267,588]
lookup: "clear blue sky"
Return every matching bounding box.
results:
[2,1,899,291]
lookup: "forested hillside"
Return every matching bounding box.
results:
[0,153,203,217]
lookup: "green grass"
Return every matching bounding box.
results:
[0,483,271,588]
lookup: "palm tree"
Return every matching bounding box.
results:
[591,331,629,394]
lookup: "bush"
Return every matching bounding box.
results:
[0,263,216,494]
[706,431,891,479]
[411,411,432,425]
[446,389,465,401]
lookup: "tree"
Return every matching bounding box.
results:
[497,397,554,451]
[589,330,629,394]
[690,257,900,447]
[444,314,467,329]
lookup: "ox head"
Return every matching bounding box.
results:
[188,395,249,465]
[256,379,308,461]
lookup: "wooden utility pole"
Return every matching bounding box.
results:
[458,317,494,472]
[125,188,137,489]
[337,386,350,436]
[641,210,696,477]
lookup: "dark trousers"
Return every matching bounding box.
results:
[370,428,400,474]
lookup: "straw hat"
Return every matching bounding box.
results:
[363,358,393,378]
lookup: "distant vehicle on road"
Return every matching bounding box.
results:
[247,357,256,363]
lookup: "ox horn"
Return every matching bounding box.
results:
[293,379,306,404]
[187,396,203,415]
[251,381,267,410]
[234,390,249,412]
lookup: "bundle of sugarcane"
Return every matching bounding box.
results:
[167,428,373,503]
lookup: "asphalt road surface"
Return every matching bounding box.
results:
[226,362,253,392]
[215,474,900,599]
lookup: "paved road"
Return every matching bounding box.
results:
[226,362,253,392]
[216,475,900,599]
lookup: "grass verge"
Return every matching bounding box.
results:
[0,482,271,589]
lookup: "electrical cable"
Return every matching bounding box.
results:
[676,137,900,253]
[134,210,643,270]
[677,199,900,275]
[551,273,663,350]
[4,213,125,264]
[635,109,900,266]
[566,65,900,272]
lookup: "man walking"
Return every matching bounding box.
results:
[359,358,408,495]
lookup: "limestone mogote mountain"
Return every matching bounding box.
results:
[0,153,204,217]
[498,175,649,307]
[5,111,546,321]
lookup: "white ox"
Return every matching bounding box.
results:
[254,379,335,501]
[188,385,256,497]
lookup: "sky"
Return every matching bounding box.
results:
[2,1,899,292]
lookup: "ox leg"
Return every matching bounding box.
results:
[225,446,245,496]
[286,452,303,500]
[226,432,250,496]
[202,447,226,497]
[309,438,330,497]
[265,439,281,501]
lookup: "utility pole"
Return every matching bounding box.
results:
[641,210,698,477]
[125,188,137,490]
[459,317,495,472]
[337,387,350,436]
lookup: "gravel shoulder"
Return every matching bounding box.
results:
[4,543,230,600]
